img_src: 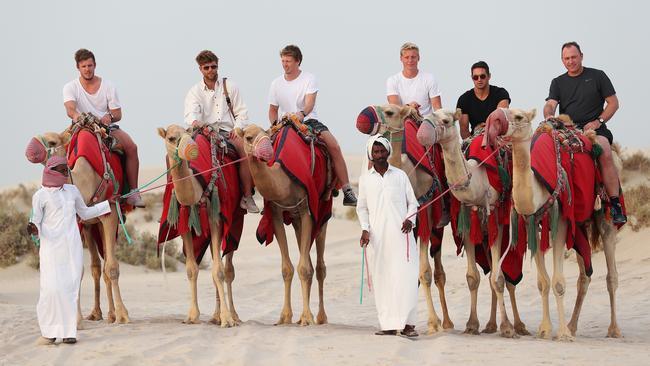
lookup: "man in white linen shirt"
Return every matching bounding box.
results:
[63,48,145,208]
[357,135,420,338]
[268,44,357,206]
[184,50,258,213]
[386,42,442,116]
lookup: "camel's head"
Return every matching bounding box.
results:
[157,125,199,162]
[416,108,461,146]
[25,131,70,164]
[236,124,273,162]
[498,108,537,142]
[356,104,416,136]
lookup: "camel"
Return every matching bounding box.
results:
[236,123,328,326]
[30,130,130,324]
[496,108,621,339]
[416,108,529,338]
[157,125,237,327]
[357,104,455,334]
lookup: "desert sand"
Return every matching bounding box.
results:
[1,156,649,365]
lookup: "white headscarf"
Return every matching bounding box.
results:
[366,134,391,161]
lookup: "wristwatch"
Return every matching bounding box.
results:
[598,117,605,124]
[300,110,307,118]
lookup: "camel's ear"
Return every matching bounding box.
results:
[454,108,462,121]
[234,127,244,139]
[526,109,537,122]
[400,105,414,119]
[157,127,167,139]
[60,131,71,145]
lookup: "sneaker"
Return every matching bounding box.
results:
[400,325,419,338]
[611,202,627,225]
[240,196,260,213]
[126,192,146,208]
[343,189,357,207]
[62,338,77,344]
[374,330,397,336]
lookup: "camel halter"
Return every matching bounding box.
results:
[251,134,272,160]
[36,135,66,160]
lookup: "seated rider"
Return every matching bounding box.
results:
[184,50,259,213]
[268,44,357,206]
[63,48,145,208]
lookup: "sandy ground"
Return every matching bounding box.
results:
[2,156,650,365]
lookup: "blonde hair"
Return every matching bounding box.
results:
[400,42,419,56]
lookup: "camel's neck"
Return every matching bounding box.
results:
[168,157,199,205]
[510,137,547,215]
[438,137,469,186]
[248,156,292,201]
[388,133,403,168]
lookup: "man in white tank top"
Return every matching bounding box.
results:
[62,49,145,207]
[386,42,442,116]
[268,45,357,206]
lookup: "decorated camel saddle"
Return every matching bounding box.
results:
[158,125,245,262]
[256,116,335,245]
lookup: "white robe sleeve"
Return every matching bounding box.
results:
[30,190,44,234]
[70,186,111,220]
[356,174,370,231]
[403,172,419,226]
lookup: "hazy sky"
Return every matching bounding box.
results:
[2,0,648,187]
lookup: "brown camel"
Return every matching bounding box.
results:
[416,108,529,338]
[157,125,237,327]
[359,104,454,334]
[498,109,621,339]
[236,123,328,326]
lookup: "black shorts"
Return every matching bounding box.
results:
[304,119,329,135]
[594,123,613,145]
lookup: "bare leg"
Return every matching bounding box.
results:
[272,208,294,325]
[315,223,328,325]
[181,232,200,324]
[419,238,441,334]
[596,136,620,197]
[84,226,103,321]
[464,241,481,335]
[112,129,140,191]
[319,131,350,186]
[224,252,241,324]
[232,136,254,198]
[209,220,235,328]
[296,211,315,326]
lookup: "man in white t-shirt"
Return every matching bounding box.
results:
[268,45,357,206]
[63,49,145,207]
[184,50,258,213]
[386,42,442,116]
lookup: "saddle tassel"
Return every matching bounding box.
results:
[189,204,202,237]
[210,184,221,222]
[168,191,179,228]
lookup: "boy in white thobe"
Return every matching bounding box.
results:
[357,135,420,337]
[27,156,111,345]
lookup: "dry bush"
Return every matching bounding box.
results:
[0,209,36,267]
[622,151,650,172]
[345,207,358,221]
[115,223,180,271]
[623,184,650,231]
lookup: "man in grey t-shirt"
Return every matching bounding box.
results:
[543,42,624,224]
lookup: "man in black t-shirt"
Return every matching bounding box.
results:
[543,42,625,224]
[456,61,510,139]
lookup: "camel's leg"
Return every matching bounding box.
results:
[567,252,591,336]
[224,252,241,325]
[84,226,103,321]
[181,232,200,324]
[101,212,129,324]
[482,288,498,334]
[464,240,481,335]
[209,221,235,328]
[603,223,621,338]
[534,244,552,339]
[296,211,315,326]
[507,282,530,335]
[272,212,294,325]
[550,221,573,341]
[97,223,116,324]
[315,222,328,325]
[419,238,441,334]
[489,227,515,338]
[432,243,454,330]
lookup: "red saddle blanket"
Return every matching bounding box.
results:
[256,126,332,246]
[403,118,448,255]
[448,137,525,285]
[157,134,245,263]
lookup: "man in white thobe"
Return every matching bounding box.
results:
[356,135,420,337]
[27,156,111,345]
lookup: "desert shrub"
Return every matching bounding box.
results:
[622,151,650,172]
[345,206,358,221]
[115,223,179,271]
[624,184,650,231]
[0,209,35,267]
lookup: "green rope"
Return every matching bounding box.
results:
[550,200,560,242]
[115,201,133,245]
[189,204,202,237]
[168,191,179,228]
[510,208,518,248]
[210,184,220,222]
[457,205,470,241]
[498,164,511,193]
[527,215,538,255]
[122,161,180,199]
[29,209,40,247]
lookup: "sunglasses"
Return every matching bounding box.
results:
[202,65,218,71]
[472,74,487,81]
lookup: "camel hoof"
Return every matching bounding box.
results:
[427,319,442,335]
[275,311,293,325]
[86,311,103,321]
[442,318,454,330]
[220,312,236,328]
[231,312,242,325]
[537,327,552,340]
[464,320,480,335]
[297,312,315,326]
[555,332,575,342]
[106,312,116,324]
[607,325,622,338]
[515,322,531,336]
[481,322,497,334]
[209,316,221,325]
[316,312,328,325]
[116,313,130,324]
[499,323,518,339]
[183,317,201,325]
